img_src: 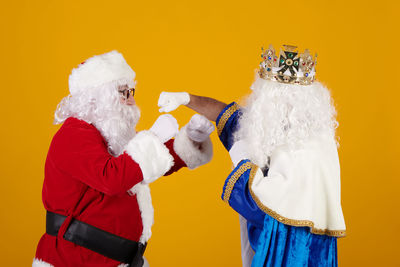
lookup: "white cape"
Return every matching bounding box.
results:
[233,133,346,237]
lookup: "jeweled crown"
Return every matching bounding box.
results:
[259,45,317,85]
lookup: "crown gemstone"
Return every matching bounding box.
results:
[259,45,316,85]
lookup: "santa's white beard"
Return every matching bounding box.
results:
[54,80,141,157]
[234,77,337,168]
[95,104,141,156]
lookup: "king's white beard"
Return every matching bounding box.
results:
[234,78,337,168]
[94,104,141,156]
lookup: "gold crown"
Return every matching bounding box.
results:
[259,45,317,85]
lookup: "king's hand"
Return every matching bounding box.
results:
[158,92,190,113]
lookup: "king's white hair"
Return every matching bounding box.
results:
[54,79,140,156]
[234,76,338,167]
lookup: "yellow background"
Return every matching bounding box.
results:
[0,0,399,266]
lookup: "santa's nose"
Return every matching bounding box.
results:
[125,96,136,106]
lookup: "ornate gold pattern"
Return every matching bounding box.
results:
[217,103,240,136]
[259,44,317,85]
[223,162,252,203]
[247,162,346,237]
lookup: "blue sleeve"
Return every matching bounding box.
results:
[215,102,242,151]
[221,159,266,227]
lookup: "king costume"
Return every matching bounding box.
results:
[216,45,346,267]
[33,51,213,267]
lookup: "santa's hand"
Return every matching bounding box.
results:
[149,114,179,143]
[229,140,249,167]
[186,114,215,143]
[158,92,190,113]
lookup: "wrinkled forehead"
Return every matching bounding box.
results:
[118,84,129,90]
[118,79,136,90]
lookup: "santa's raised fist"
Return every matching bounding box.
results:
[149,114,179,143]
[186,114,215,143]
[158,92,190,113]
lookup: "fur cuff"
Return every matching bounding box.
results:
[129,183,154,243]
[125,131,174,183]
[32,259,54,267]
[173,125,213,169]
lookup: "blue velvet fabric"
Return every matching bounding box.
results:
[218,106,340,267]
[222,160,265,228]
[250,216,338,267]
[216,102,242,151]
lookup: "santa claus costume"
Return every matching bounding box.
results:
[33,51,214,267]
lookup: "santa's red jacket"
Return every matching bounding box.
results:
[34,117,213,267]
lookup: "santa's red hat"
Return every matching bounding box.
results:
[68,50,136,95]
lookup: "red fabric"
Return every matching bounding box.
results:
[35,117,186,267]
[164,138,187,176]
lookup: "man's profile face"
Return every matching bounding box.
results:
[118,84,136,106]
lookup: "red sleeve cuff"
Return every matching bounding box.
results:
[164,139,187,176]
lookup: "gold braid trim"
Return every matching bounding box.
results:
[217,103,240,136]
[247,162,346,238]
[223,162,252,203]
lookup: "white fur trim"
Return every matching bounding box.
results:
[69,50,136,95]
[32,259,54,267]
[173,125,213,169]
[129,183,154,243]
[116,258,148,267]
[125,131,174,183]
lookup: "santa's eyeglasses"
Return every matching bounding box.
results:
[119,88,135,99]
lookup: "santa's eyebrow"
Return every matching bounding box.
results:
[118,85,129,90]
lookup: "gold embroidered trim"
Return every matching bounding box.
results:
[223,162,252,203]
[217,103,240,136]
[247,163,346,237]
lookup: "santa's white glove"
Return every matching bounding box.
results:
[158,92,190,113]
[186,114,215,143]
[229,140,249,167]
[149,114,179,143]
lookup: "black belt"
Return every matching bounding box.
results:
[46,211,146,267]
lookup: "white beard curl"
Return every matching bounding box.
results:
[54,79,141,156]
[234,76,338,168]
[94,104,140,156]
